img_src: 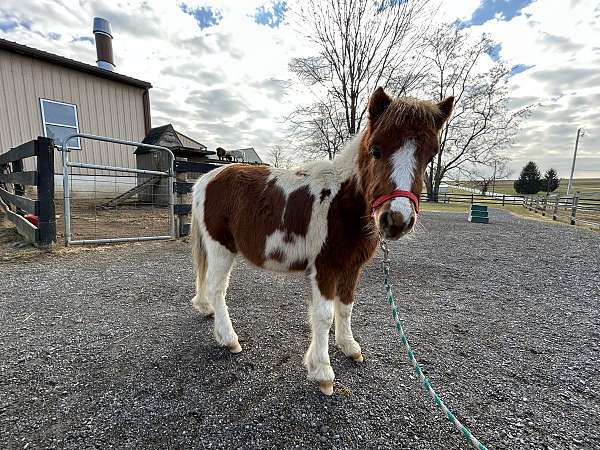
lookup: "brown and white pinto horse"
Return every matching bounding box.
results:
[190,88,453,395]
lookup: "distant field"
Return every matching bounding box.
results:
[455,178,600,196]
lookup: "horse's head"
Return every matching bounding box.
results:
[358,87,454,240]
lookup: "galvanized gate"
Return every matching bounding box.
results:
[60,133,175,245]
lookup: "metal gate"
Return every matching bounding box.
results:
[60,133,175,245]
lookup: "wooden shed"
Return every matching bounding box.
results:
[134,124,215,204]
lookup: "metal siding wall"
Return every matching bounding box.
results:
[0,49,147,174]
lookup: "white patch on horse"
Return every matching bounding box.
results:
[304,270,335,383]
[334,298,361,357]
[389,140,417,219]
[261,137,362,270]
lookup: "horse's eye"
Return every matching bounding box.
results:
[371,146,381,159]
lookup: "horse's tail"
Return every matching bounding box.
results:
[190,211,209,311]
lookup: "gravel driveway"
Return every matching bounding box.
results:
[1,210,598,449]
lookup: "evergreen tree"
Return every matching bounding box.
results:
[541,168,560,193]
[514,161,542,194]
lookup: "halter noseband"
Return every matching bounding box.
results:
[371,190,420,216]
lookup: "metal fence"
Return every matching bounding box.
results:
[524,192,600,229]
[60,133,175,245]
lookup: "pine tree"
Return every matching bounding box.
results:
[514,161,542,195]
[541,168,560,193]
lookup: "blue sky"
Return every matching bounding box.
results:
[180,1,288,30]
[461,0,534,27]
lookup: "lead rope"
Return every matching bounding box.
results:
[380,238,489,450]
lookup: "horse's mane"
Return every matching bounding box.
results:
[376,97,442,132]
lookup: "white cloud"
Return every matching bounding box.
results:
[468,0,600,178]
[0,0,598,177]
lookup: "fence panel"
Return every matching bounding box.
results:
[0,137,55,245]
[60,133,175,245]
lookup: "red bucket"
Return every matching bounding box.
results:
[24,214,39,227]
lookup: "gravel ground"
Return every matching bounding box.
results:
[1,210,599,450]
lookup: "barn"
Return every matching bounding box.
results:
[0,18,211,195]
[0,24,151,187]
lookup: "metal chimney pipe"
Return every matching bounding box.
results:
[93,17,115,71]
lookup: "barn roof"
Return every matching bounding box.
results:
[135,124,214,157]
[0,37,152,90]
[234,147,263,163]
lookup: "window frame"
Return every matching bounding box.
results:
[39,98,81,149]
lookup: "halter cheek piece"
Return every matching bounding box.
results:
[371,190,420,217]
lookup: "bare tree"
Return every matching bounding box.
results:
[422,23,530,200]
[458,159,511,195]
[266,145,293,169]
[286,95,347,160]
[288,0,432,159]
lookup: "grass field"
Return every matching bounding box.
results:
[421,201,542,221]
[455,178,600,196]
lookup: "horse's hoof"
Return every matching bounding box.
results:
[352,352,364,363]
[227,341,242,353]
[319,381,334,396]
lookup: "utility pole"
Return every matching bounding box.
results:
[566,128,583,196]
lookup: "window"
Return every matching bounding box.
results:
[40,99,80,149]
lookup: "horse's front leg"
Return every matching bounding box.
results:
[304,273,335,395]
[335,267,363,362]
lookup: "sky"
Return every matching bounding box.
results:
[0,0,598,178]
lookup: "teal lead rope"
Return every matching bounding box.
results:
[380,239,489,450]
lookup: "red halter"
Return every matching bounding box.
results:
[371,190,420,215]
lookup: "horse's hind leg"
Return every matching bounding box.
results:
[304,272,335,395]
[205,243,241,353]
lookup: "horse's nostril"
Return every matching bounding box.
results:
[379,211,392,229]
[408,216,415,229]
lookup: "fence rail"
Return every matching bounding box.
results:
[421,192,524,205]
[0,137,56,245]
[523,192,600,228]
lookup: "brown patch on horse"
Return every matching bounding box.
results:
[204,166,317,268]
[268,249,285,262]
[204,165,286,266]
[284,186,314,236]
[320,189,331,202]
[315,178,378,300]
[289,259,308,271]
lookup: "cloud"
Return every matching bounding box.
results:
[0,0,597,176]
[464,0,600,177]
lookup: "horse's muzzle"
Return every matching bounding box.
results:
[378,210,415,239]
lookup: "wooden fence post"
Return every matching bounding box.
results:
[12,159,25,214]
[570,192,579,225]
[36,137,56,246]
[552,195,560,221]
[541,194,548,216]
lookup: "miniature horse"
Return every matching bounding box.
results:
[190,88,453,395]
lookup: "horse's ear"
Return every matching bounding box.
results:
[369,87,392,125]
[435,96,454,129]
